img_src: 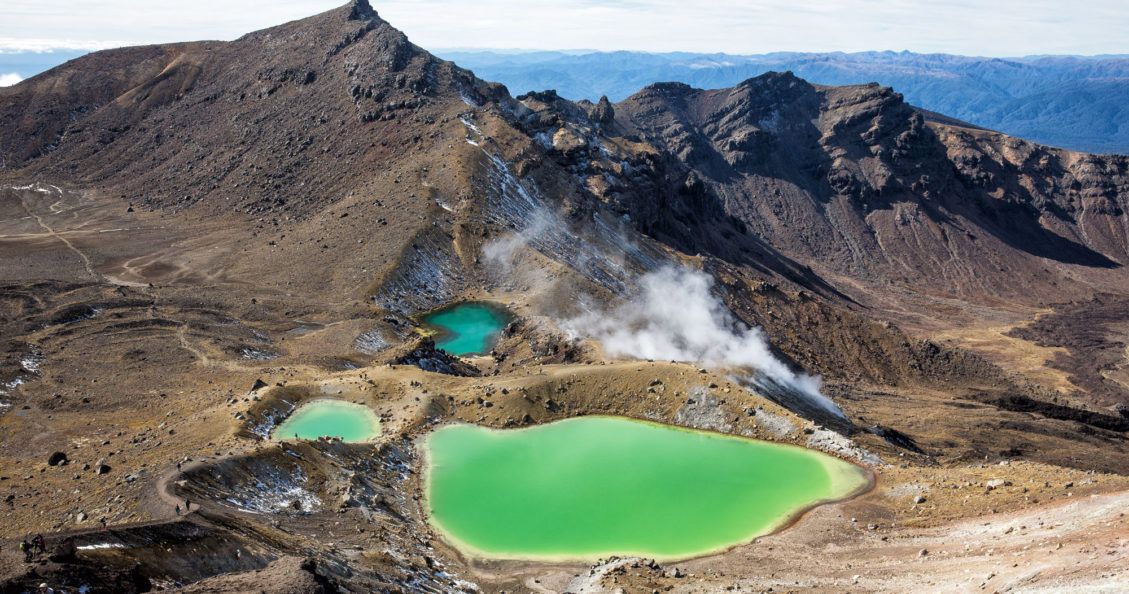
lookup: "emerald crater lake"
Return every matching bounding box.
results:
[272,400,381,442]
[421,302,510,356]
[423,416,869,561]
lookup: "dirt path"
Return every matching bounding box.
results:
[150,460,203,516]
[18,191,101,282]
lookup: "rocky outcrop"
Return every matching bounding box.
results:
[387,337,480,376]
[572,72,1129,305]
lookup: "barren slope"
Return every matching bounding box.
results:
[2,1,1129,592]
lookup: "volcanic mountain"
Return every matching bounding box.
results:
[2,1,1129,592]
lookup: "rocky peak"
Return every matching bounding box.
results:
[639,81,696,99]
[516,89,563,104]
[590,95,615,126]
[348,0,378,21]
[736,70,803,90]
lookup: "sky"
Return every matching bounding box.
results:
[0,0,1127,58]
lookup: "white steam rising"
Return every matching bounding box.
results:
[565,266,845,418]
[481,210,557,296]
[482,210,552,270]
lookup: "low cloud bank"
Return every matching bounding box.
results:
[0,73,23,86]
[565,266,847,422]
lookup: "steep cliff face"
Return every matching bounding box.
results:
[536,71,1129,306]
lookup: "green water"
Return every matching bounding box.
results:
[424,416,868,561]
[272,400,381,442]
[422,302,510,356]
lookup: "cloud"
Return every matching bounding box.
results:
[0,72,23,86]
[564,266,848,424]
[0,1,342,51]
[376,0,1129,56]
[0,0,1126,56]
[0,38,123,53]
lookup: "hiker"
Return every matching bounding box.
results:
[176,461,182,471]
[33,534,46,554]
[20,540,32,562]
[99,517,108,531]
[175,504,181,515]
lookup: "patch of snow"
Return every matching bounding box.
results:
[479,149,662,294]
[372,229,464,315]
[240,347,278,361]
[459,91,481,108]
[459,115,483,137]
[2,347,42,410]
[250,398,297,439]
[534,131,554,150]
[460,114,488,147]
[354,328,389,355]
[20,354,42,374]
[224,468,321,514]
[77,543,126,551]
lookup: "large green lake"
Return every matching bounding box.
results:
[423,416,869,561]
[421,302,510,356]
[272,400,381,442]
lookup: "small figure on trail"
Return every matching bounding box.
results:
[99,517,108,531]
[175,504,181,515]
[33,534,46,554]
[176,461,182,472]
[185,497,191,512]
[20,540,32,562]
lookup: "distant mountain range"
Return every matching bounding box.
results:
[0,50,87,82]
[438,50,1129,154]
[6,48,1127,153]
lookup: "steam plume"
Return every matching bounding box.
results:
[565,266,847,422]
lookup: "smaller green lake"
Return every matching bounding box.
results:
[421,302,510,356]
[272,400,381,442]
[423,416,869,561]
